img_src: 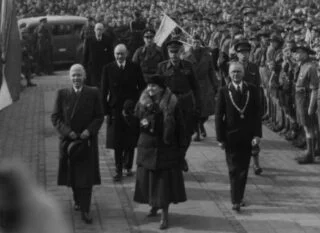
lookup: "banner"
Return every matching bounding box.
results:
[0,0,21,110]
[154,14,177,47]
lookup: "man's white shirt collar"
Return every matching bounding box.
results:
[73,86,83,93]
[117,60,126,68]
[232,81,243,91]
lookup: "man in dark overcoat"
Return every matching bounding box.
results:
[83,23,114,88]
[51,64,104,224]
[215,61,262,212]
[101,44,145,182]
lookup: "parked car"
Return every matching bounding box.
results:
[18,15,87,65]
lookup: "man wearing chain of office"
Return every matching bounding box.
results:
[215,61,262,212]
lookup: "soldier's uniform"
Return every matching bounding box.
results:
[21,28,36,87]
[34,18,53,75]
[132,29,163,82]
[128,11,146,59]
[157,40,200,153]
[292,44,319,164]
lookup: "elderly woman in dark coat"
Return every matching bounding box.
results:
[133,74,188,230]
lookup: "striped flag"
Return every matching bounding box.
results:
[0,0,21,110]
[154,14,177,47]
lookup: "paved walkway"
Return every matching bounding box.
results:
[1,71,320,233]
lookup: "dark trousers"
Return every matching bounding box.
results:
[72,187,93,213]
[115,148,135,174]
[225,146,251,204]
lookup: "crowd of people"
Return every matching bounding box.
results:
[12,0,320,230]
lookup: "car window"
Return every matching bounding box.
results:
[52,24,73,36]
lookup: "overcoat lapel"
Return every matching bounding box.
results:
[70,86,86,120]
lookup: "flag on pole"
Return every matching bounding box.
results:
[154,14,177,47]
[0,0,21,110]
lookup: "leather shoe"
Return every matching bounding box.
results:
[113,173,122,182]
[74,204,80,211]
[147,207,159,217]
[81,212,93,224]
[253,167,263,175]
[126,169,133,177]
[232,204,240,212]
[159,219,168,230]
[240,200,246,207]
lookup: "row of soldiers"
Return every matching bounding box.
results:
[20,17,54,87]
[208,17,320,165]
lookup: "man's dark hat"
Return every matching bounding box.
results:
[39,17,47,23]
[234,40,251,53]
[143,28,155,37]
[243,7,256,16]
[270,33,284,44]
[261,18,273,25]
[67,140,89,162]
[257,29,271,38]
[288,17,303,25]
[227,21,242,30]
[291,41,316,55]
[166,39,182,52]
[146,74,166,88]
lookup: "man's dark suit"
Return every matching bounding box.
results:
[82,35,114,87]
[101,60,145,176]
[51,85,104,213]
[215,82,262,205]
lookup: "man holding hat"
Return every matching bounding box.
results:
[51,64,104,224]
[292,42,319,164]
[157,39,200,161]
[234,39,263,175]
[132,28,163,82]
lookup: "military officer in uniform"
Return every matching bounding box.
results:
[234,40,263,175]
[34,17,53,75]
[215,61,262,212]
[292,42,318,164]
[132,28,163,82]
[157,40,200,164]
[21,27,37,87]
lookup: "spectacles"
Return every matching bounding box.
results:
[144,36,154,39]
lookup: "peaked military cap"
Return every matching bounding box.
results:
[166,39,182,52]
[143,28,155,37]
[291,41,316,55]
[234,40,251,53]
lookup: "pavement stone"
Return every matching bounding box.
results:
[1,71,320,233]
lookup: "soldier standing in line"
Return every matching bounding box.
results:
[292,42,318,164]
[132,28,163,82]
[34,17,53,75]
[21,27,37,87]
